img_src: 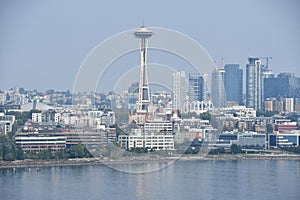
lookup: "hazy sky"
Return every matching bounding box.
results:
[0,0,299,91]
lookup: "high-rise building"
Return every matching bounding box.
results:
[264,72,300,99]
[14,85,19,94]
[224,64,243,105]
[211,68,226,108]
[264,98,276,112]
[284,98,294,113]
[246,58,263,111]
[295,98,300,114]
[172,71,186,112]
[127,82,139,110]
[262,67,274,79]
[188,73,207,102]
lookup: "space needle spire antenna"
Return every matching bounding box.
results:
[134,25,153,112]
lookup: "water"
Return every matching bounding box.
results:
[1,160,299,200]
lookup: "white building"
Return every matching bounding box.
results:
[211,67,226,108]
[31,112,61,123]
[118,134,174,151]
[246,58,263,111]
[184,100,213,114]
[54,113,61,123]
[284,98,294,113]
[144,121,173,134]
[32,113,42,123]
[15,136,67,151]
[172,71,187,112]
[0,113,16,134]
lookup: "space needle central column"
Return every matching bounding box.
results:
[134,26,153,112]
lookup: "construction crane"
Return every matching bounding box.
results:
[259,57,272,68]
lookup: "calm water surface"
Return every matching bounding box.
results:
[1,160,299,200]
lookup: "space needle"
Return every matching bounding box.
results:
[134,26,153,113]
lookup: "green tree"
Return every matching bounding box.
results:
[200,112,211,120]
[130,147,148,153]
[209,147,225,155]
[284,146,300,154]
[231,144,242,154]
[55,150,67,159]
[6,111,31,127]
[0,135,16,161]
[69,144,85,158]
[25,151,37,159]
[16,147,25,160]
[2,145,16,161]
[0,147,2,160]
[266,124,273,133]
[37,149,52,160]
[222,126,233,132]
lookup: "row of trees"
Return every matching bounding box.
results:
[208,145,243,155]
[184,144,244,155]
[180,112,211,120]
[24,144,92,160]
[0,135,24,161]
[0,110,34,161]
[0,110,96,161]
[284,146,300,154]
[0,142,92,161]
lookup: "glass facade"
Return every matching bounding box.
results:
[224,64,243,105]
[264,73,300,99]
[188,73,207,102]
[246,58,263,111]
[172,71,186,111]
[269,135,277,147]
[211,68,226,108]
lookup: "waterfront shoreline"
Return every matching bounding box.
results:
[1,154,300,169]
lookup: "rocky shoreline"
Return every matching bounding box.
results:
[1,154,300,169]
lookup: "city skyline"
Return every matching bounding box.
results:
[1,0,300,91]
[1,2,300,200]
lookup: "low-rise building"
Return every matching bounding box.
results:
[215,132,266,149]
[15,124,117,151]
[118,133,174,151]
[237,133,266,149]
[184,100,213,114]
[32,111,61,123]
[0,113,15,134]
[268,132,300,148]
[15,136,66,151]
[275,122,298,133]
[144,121,172,134]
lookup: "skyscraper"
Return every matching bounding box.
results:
[211,68,226,108]
[264,72,300,99]
[224,64,243,105]
[127,82,139,110]
[246,58,263,111]
[284,98,294,113]
[262,67,274,79]
[188,73,208,102]
[172,71,186,112]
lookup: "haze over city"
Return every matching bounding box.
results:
[1,1,300,200]
[1,0,300,91]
